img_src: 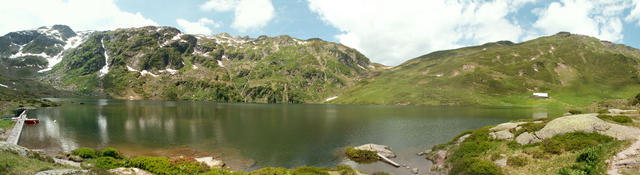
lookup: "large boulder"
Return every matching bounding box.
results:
[489,130,514,140]
[535,114,640,140]
[515,132,541,145]
[0,142,29,157]
[354,144,396,158]
[490,122,526,131]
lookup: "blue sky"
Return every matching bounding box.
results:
[2,0,640,66]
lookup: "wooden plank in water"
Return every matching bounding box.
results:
[377,153,400,167]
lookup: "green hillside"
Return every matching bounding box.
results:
[333,32,640,107]
[41,26,381,103]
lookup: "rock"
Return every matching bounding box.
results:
[69,155,83,162]
[490,122,525,131]
[489,130,515,140]
[0,142,29,157]
[535,114,640,140]
[608,109,637,115]
[195,157,225,168]
[411,168,419,174]
[109,167,153,175]
[54,158,81,168]
[515,126,522,131]
[455,134,471,145]
[494,158,507,167]
[0,128,4,133]
[563,113,572,116]
[515,132,542,145]
[533,121,543,124]
[354,143,396,158]
[417,152,425,156]
[35,169,88,175]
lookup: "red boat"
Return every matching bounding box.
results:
[25,119,39,124]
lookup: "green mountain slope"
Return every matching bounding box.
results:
[333,32,640,106]
[39,26,381,103]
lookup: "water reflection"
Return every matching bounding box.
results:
[19,99,562,174]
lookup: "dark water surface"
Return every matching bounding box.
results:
[19,98,558,174]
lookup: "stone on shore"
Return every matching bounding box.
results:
[35,169,88,175]
[0,142,29,157]
[354,143,395,158]
[489,130,515,140]
[535,114,640,140]
[411,168,419,174]
[490,122,526,131]
[515,132,541,145]
[109,167,152,175]
[195,157,225,168]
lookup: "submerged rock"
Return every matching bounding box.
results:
[411,168,419,174]
[354,143,395,158]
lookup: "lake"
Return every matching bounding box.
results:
[18,98,559,174]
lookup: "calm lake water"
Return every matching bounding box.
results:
[19,98,559,174]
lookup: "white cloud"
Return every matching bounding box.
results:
[532,0,629,42]
[0,0,157,35]
[627,0,640,25]
[176,18,220,35]
[200,0,237,12]
[200,0,275,32]
[308,0,532,66]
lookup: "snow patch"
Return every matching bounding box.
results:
[325,96,338,102]
[0,83,8,88]
[98,38,110,77]
[38,31,91,72]
[192,65,199,70]
[217,60,224,67]
[160,33,183,47]
[357,64,366,70]
[127,66,138,72]
[140,70,158,77]
[159,68,178,75]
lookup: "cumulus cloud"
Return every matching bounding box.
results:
[532,0,629,42]
[627,0,640,25]
[308,0,531,66]
[200,0,274,32]
[176,18,220,35]
[200,0,237,12]
[0,0,157,35]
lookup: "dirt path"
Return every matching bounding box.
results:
[608,136,640,174]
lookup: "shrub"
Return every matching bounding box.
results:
[597,114,632,124]
[558,147,606,175]
[345,146,378,162]
[568,110,582,115]
[127,156,207,175]
[96,157,123,169]
[72,147,97,159]
[542,132,613,154]
[292,166,329,175]
[333,165,357,175]
[511,122,546,136]
[250,167,290,175]
[101,147,121,159]
[596,108,609,114]
[466,159,503,175]
[506,156,528,167]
